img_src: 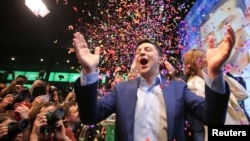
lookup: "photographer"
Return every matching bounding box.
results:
[0,75,27,98]
[0,113,31,141]
[0,94,15,113]
[29,79,47,96]
[49,86,63,108]
[30,102,71,141]
[11,90,32,129]
[62,103,81,141]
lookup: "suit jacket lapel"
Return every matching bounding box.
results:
[161,76,176,140]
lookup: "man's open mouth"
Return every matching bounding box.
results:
[140,58,148,65]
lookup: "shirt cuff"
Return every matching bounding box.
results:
[80,70,99,86]
[202,68,225,94]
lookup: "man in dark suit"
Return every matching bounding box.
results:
[73,24,235,141]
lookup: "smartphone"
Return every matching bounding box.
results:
[40,95,50,102]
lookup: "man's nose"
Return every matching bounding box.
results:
[139,51,146,56]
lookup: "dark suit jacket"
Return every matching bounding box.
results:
[74,75,230,141]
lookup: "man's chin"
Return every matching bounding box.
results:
[138,66,148,72]
[139,69,150,76]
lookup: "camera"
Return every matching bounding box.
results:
[40,108,65,134]
[16,80,25,86]
[36,70,46,80]
[1,118,31,140]
[8,118,31,136]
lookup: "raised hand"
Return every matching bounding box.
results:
[14,104,30,119]
[0,94,14,107]
[206,24,235,79]
[73,32,100,74]
[30,112,48,139]
[164,60,175,76]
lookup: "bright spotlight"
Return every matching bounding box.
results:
[25,0,50,17]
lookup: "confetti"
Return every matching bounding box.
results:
[56,0,196,78]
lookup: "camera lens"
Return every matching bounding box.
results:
[40,108,65,134]
[8,118,31,138]
[47,108,65,124]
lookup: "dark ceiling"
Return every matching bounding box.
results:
[0,0,196,73]
[0,0,82,72]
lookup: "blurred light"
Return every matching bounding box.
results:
[40,58,44,62]
[11,57,15,61]
[25,0,50,17]
[66,59,70,63]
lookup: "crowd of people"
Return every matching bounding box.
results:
[0,75,109,141]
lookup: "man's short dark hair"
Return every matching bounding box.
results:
[16,75,28,84]
[137,39,163,57]
[14,89,32,103]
